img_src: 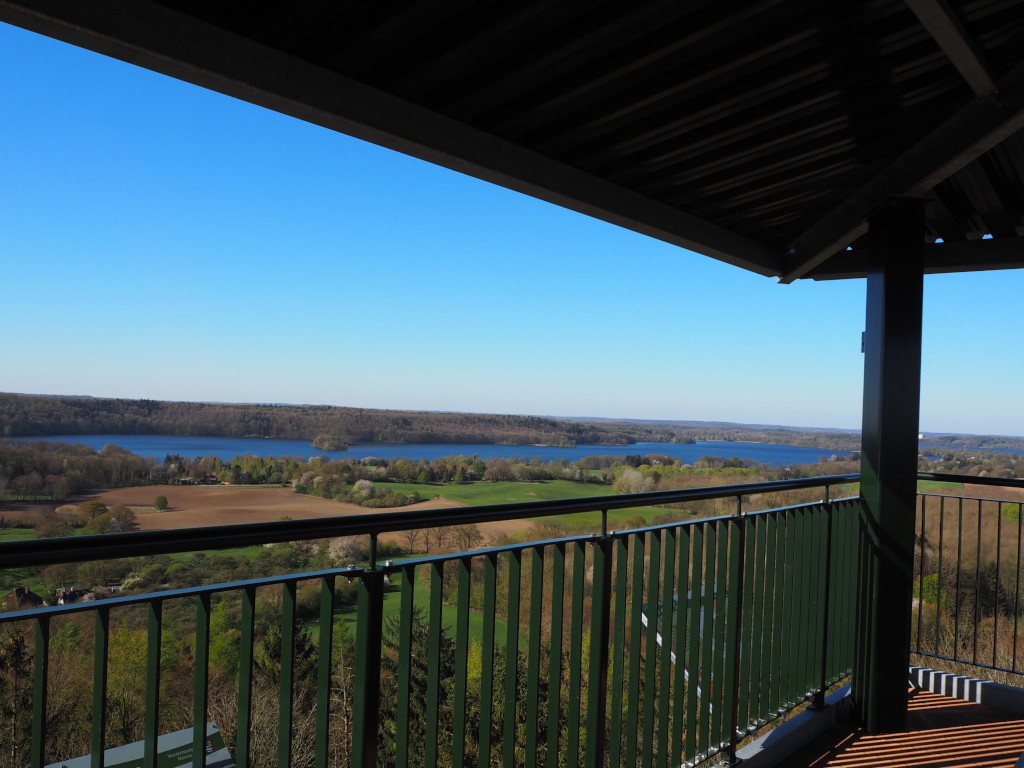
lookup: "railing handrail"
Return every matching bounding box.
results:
[0,473,859,568]
[917,471,1024,490]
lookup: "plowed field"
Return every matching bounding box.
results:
[81,485,531,542]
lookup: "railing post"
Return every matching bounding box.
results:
[352,566,385,768]
[585,531,612,768]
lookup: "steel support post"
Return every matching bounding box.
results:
[853,198,925,732]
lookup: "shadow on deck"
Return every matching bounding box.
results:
[778,688,1024,768]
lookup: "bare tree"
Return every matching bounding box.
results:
[402,528,425,555]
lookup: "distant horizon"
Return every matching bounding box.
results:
[3,22,1023,437]
[6,390,1024,442]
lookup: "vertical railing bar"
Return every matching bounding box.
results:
[91,606,109,768]
[278,582,296,768]
[995,501,1003,671]
[671,526,690,766]
[237,585,256,768]
[627,532,646,768]
[761,512,778,721]
[792,507,811,702]
[502,549,522,768]
[806,506,822,698]
[480,554,497,768]
[802,506,817,699]
[31,614,49,768]
[585,533,612,768]
[815,502,834,708]
[525,547,545,768]
[352,566,385,768]
[916,494,926,652]
[453,557,472,768]
[974,499,982,665]
[825,505,840,685]
[738,514,757,732]
[194,592,211,768]
[996,501,1004,669]
[656,527,676,768]
[315,575,335,768]
[711,519,730,753]
[1015,499,1023,671]
[642,529,661,768]
[567,541,585,767]
[770,511,789,718]
[143,600,162,768]
[955,498,963,663]
[699,522,717,758]
[935,497,945,657]
[826,505,840,684]
[747,514,768,726]
[395,564,415,768]
[782,509,799,711]
[547,542,567,768]
[765,512,780,719]
[684,524,704,763]
[608,537,627,768]
[425,560,444,768]
[843,501,858,675]
[725,517,746,764]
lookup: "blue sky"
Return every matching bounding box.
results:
[1,22,1021,436]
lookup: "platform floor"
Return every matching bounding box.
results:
[777,688,1024,768]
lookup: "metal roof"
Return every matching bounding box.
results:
[3,0,1024,280]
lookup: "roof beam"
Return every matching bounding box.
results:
[780,59,1024,283]
[806,237,1024,280]
[0,0,782,275]
[905,0,998,96]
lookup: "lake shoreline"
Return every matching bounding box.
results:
[22,433,857,468]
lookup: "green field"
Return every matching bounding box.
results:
[916,480,964,493]
[377,479,677,529]
[0,527,35,543]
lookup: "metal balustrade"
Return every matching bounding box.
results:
[912,473,1024,681]
[0,475,860,768]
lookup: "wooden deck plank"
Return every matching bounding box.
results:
[778,689,1024,768]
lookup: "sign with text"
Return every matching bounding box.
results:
[46,722,234,768]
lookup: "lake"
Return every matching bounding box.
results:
[27,434,855,467]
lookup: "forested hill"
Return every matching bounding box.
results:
[0,394,669,446]
[0,393,864,450]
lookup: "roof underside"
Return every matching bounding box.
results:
[4,0,1024,280]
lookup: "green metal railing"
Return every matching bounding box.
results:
[0,475,859,768]
[912,473,1024,680]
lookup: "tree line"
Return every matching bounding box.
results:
[0,392,872,450]
[0,393,679,447]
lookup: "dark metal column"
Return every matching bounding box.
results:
[852,198,925,733]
